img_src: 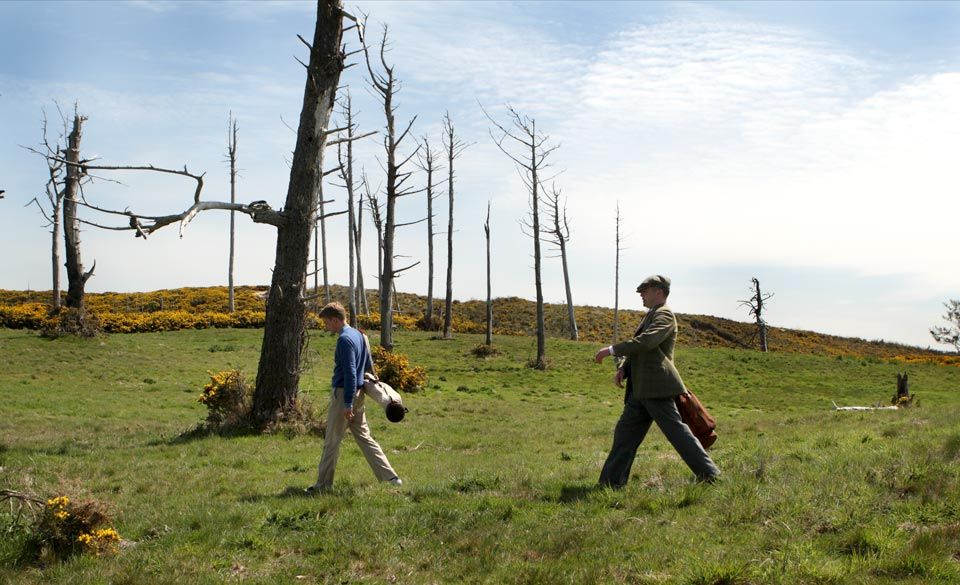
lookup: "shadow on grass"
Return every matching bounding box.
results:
[240,486,347,503]
[145,423,259,447]
[557,483,604,504]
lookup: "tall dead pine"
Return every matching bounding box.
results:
[484,105,559,370]
[227,113,238,313]
[415,138,442,330]
[544,182,577,340]
[251,0,349,423]
[362,24,422,350]
[441,111,468,339]
[484,201,493,346]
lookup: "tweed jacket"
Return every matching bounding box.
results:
[612,304,687,399]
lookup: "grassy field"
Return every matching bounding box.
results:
[1,326,959,584]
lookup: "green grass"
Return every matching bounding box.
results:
[1,327,959,584]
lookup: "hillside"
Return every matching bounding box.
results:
[1,285,952,361]
[2,327,960,583]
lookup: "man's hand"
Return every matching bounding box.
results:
[594,346,612,364]
[343,406,354,422]
[614,367,626,388]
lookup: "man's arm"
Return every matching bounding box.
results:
[340,338,359,410]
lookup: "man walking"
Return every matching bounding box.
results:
[308,302,402,492]
[594,275,719,488]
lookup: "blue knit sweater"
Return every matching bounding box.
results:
[332,325,372,407]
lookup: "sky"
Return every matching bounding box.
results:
[1,0,959,350]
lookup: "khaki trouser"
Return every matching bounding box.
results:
[315,387,397,489]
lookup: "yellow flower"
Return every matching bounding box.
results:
[94,528,121,542]
[46,495,70,508]
[54,510,69,521]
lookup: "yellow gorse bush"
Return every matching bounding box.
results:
[199,369,252,427]
[35,494,120,561]
[372,345,427,393]
[1,286,955,363]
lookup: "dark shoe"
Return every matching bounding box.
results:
[304,484,329,495]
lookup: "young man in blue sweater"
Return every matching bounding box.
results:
[309,302,402,492]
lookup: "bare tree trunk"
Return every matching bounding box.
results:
[336,94,359,327]
[484,201,492,346]
[227,113,238,313]
[355,181,367,315]
[441,112,466,339]
[32,113,67,311]
[544,183,577,341]
[318,181,331,304]
[613,202,622,343]
[484,106,557,370]
[740,277,773,353]
[50,194,62,310]
[363,25,420,351]
[757,282,768,353]
[251,0,344,425]
[417,139,439,330]
[63,114,94,313]
[530,127,546,368]
[381,178,397,349]
[313,215,320,295]
[365,178,384,314]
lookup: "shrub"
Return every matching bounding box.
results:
[199,370,253,429]
[471,343,501,358]
[32,495,120,563]
[40,308,100,338]
[372,345,427,393]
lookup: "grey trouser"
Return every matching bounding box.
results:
[315,387,397,489]
[599,396,719,488]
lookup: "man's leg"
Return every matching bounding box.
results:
[348,397,399,482]
[314,388,348,489]
[643,396,720,481]
[599,402,653,488]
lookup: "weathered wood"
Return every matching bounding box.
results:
[63,114,93,312]
[251,0,345,425]
[484,201,493,346]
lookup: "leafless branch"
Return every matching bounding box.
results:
[327,129,377,147]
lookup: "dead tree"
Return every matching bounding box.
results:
[25,107,71,311]
[484,104,559,370]
[365,177,384,294]
[543,182,577,341]
[334,91,362,327]
[613,202,623,343]
[441,111,469,339]
[226,113,238,313]
[414,137,442,330]
[484,200,493,346]
[62,114,94,315]
[56,0,354,426]
[362,24,422,350]
[930,299,960,352]
[354,173,368,315]
[739,277,773,352]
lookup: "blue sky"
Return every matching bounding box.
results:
[2,1,959,349]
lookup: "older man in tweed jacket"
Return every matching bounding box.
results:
[594,275,720,488]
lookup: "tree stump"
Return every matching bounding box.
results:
[892,373,913,407]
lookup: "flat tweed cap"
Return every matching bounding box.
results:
[637,274,671,293]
